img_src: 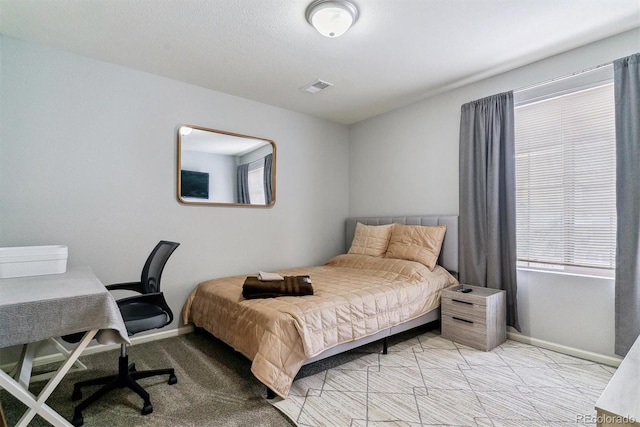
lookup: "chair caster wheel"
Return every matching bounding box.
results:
[71,388,82,401]
[72,411,84,426]
[168,374,177,385]
[142,403,153,415]
[129,363,137,372]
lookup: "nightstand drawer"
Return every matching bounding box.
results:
[442,288,487,306]
[441,314,488,350]
[441,295,487,324]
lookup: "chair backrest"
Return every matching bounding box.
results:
[140,241,180,294]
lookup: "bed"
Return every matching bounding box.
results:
[181,215,459,398]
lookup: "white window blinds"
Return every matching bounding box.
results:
[514,77,616,274]
[247,161,266,205]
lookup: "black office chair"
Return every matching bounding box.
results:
[70,240,180,427]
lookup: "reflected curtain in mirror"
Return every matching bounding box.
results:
[264,153,273,204]
[236,164,250,204]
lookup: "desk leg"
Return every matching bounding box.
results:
[11,339,88,388]
[0,330,97,427]
[49,338,88,373]
[14,343,38,388]
[26,339,89,385]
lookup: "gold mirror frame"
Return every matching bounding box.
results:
[177,125,276,207]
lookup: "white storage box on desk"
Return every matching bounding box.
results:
[0,245,68,278]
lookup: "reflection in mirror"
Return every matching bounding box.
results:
[177,125,276,206]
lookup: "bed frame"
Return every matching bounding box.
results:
[301,215,458,365]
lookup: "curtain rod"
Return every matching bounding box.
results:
[514,61,613,94]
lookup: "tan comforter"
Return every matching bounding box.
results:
[181,254,457,397]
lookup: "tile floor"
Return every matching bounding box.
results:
[272,331,616,426]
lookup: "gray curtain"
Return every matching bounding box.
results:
[459,91,520,331]
[615,53,640,356]
[236,163,250,204]
[264,153,273,204]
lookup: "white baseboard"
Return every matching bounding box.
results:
[1,325,194,373]
[507,331,623,367]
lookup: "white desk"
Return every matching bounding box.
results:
[596,335,640,426]
[0,268,129,426]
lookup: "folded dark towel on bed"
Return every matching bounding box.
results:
[242,275,313,299]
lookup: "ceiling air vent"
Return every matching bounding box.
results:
[303,79,333,94]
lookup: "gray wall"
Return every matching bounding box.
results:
[181,150,236,203]
[0,36,350,347]
[349,28,639,358]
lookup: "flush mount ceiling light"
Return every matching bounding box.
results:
[305,0,359,38]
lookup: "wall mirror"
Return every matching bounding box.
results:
[177,125,276,206]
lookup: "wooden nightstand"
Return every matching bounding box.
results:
[441,284,506,351]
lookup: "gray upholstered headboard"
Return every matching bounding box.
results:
[345,215,459,276]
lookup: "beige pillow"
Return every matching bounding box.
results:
[385,223,447,270]
[348,223,394,257]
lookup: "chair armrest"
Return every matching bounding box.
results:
[116,292,174,325]
[106,281,144,293]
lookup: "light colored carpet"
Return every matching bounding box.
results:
[272,330,617,426]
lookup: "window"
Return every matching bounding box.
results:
[514,67,616,277]
[247,161,266,204]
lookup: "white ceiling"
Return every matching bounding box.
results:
[181,127,270,155]
[1,0,638,125]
